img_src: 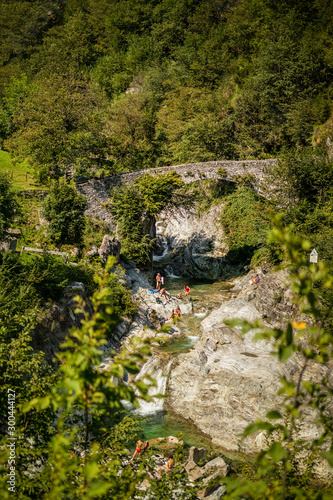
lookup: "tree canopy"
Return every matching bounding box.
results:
[0,0,332,175]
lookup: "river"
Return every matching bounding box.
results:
[133,275,235,453]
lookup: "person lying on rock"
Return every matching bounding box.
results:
[160,288,171,302]
[175,305,182,318]
[130,439,149,462]
[250,274,260,285]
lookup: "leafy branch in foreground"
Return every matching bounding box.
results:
[0,257,154,499]
[224,222,333,499]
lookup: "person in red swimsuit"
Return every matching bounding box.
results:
[130,439,149,462]
[163,456,175,471]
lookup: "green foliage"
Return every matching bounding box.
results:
[223,223,333,499]
[4,73,109,181]
[178,178,235,214]
[82,217,109,252]
[274,147,333,205]
[109,185,154,267]
[155,85,236,165]
[0,172,17,236]
[0,252,96,316]
[220,187,273,263]
[0,0,332,168]
[0,257,153,499]
[104,89,159,172]
[217,167,227,179]
[42,178,87,244]
[135,171,184,215]
[0,150,39,192]
[273,147,333,272]
[109,173,182,266]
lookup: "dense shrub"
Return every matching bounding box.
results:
[42,178,87,244]
[220,187,273,263]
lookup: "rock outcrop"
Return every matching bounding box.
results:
[98,235,121,263]
[121,261,192,343]
[155,204,234,279]
[31,282,93,360]
[0,236,17,252]
[166,269,332,481]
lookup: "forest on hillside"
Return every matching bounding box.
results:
[0,0,333,180]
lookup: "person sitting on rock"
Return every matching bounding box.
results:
[163,456,175,471]
[176,292,182,299]
[130,439,149,462]
[250,274,260,285]
[175,305,182,318]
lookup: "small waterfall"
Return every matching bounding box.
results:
[165,265,181,278]
[153,236,169,262]
[134,356,173,415]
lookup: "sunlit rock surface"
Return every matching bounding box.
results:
[155,204,230,279]
[166,270,332,481]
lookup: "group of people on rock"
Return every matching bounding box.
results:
[170,305,182,322]
[155,273,191,304]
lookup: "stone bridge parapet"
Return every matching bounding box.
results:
[76,159,277,227]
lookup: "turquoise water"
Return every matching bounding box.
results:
[141,409,213,450]
[138,277,234,450]
[158,276,233,313]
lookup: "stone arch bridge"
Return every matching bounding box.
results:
[76,159,277,228]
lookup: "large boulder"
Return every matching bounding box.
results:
[98,235,121,263]
[0,237,17,252]
[204,457,229,477]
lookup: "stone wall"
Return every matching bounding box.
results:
[76,159,277,227]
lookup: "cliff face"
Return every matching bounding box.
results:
[155,203,237,279]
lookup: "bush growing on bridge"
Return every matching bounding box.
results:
[42,178,87,245]
[135,171,184,215]
[109,172,183,266]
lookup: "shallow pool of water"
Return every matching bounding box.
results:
[137,276,235,452]
[140,409,214,450]
[162,276,234,312]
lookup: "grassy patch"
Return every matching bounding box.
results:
[0,151,46,192]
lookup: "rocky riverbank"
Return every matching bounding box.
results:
[165,269,333,481]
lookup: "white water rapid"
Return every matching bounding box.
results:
[153,236,169,262]
[134,356,173,415]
